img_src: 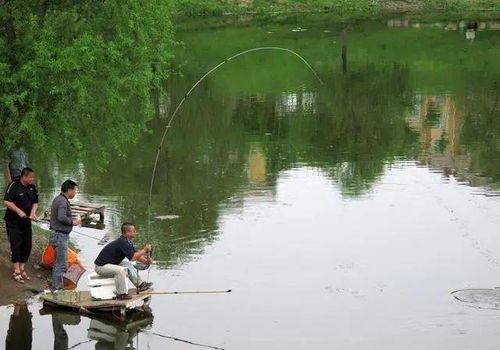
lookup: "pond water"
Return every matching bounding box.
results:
[1,15,500,350]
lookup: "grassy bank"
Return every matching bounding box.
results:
[175,0,379,17]
[0,223,51,306]
[173,0,500,17]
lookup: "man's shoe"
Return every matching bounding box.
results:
[138,282,153,292]
[116,293,133,300]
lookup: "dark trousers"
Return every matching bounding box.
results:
[5,219,32,263]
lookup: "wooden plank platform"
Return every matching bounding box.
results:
[40,288,153,313]
[42,201,106,229]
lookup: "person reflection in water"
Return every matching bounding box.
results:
[50,311,150,350]
[93,326,139,350]
[5,301,32,350]
[52,313,70,350]
[465,21,478,42]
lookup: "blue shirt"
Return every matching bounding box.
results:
[94,235,135,266]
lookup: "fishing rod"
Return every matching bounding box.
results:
[146,47,324,240]
[146,289,232,295]
[142,48,324,286]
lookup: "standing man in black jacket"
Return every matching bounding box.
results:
[49,180,81,291]
[3,167,38,283]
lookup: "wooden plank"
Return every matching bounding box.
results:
[41,288,153,310]
[71,205,105,212]
[73,202,106,210]
[46,208,102,216]
[45,208,97,215]
[71,209,90,215]
[42,201,105,226]
[44,207,100,214]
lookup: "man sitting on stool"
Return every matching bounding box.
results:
[94,222,153,300]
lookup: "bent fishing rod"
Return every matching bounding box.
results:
[146,46,324,239]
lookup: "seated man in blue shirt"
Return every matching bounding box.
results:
[94,222,153,300]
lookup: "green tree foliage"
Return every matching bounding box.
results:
[0,0,175,167]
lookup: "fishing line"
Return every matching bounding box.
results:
[68,339,93,350]
[33,220,108,244]
[146,46,324,242]
[148,331,226,350]
[71,228,108,244]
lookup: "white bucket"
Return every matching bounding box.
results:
[87,272,129,300]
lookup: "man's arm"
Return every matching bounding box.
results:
[30,187,39,220]
[131,248,148,261]
[30,203,38,220]
[131,244,152,261]
[3,200,27,218]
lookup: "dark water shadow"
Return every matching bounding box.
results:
[5,302,32,350]
[37,307,226,350]
[39,307,153,350]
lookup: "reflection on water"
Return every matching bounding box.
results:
[275,91,317,116]
[387,19,500,30]
[5,302,32,350]
[43,309,153,350]
[406,92,500,189]
[51,313,74,350]
[5,304,226,350]
[248,143,267,186]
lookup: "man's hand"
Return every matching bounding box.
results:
[143,244,152,253]
[29,211,38,221]
[18,211,27,219]
[72,217,82,226]
[139,256,153,264]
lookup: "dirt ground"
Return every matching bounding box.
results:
[0,222,52,306]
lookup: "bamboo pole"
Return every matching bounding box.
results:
[146,289,232,295]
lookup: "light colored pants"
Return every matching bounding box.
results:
[94,261,142,295]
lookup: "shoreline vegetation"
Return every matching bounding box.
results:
[173,0,500,18]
